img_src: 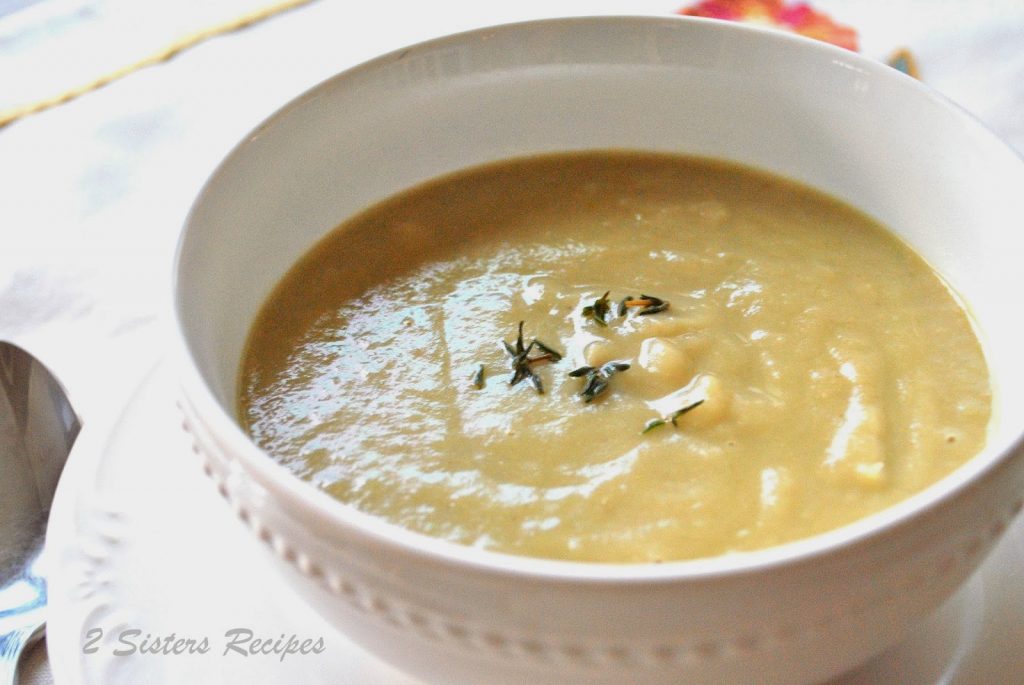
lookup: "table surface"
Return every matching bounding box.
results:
[2,1,1022,683]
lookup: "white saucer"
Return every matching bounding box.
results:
[45,364,1024,684]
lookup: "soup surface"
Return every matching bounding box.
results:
[239,151,990,562]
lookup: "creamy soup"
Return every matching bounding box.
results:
[239,151,990,563]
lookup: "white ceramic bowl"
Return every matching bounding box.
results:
[174,16,1024,685]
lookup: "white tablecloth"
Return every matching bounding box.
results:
[1,0,1022,682]
[3,0,1023,424]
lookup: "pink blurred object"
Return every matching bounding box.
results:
[678,0,859,50]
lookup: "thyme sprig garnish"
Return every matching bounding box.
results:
[616,295,631,318]
[581,291,612,326]
[569,361,630,403]
[583,290,669,325]
[472,364,486,389]
[503,321,564,394]
[642,418,666,434]
[641,399,705,434]
[621,294,670,316]
[532,339,563,362]
[492,286,670,401]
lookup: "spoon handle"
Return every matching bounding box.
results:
[0,623,43,685]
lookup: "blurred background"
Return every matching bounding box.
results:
[2,0,1022,421]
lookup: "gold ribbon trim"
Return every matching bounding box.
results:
[0,0,318,130]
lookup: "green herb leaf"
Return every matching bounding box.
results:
[641,399,705,435]
[642,418,667,434]
[580,374,609,403]
[599,361,631,375]
[617,296,632,318]
[532,339,563,362]
[509,364,531,387]
[638,293,670,316]
[570,359,630,403]
[623,293,670,316]
[669,399,704,425]
[582,291,612,326]
[528,371,544,394]
[503,321,560,395]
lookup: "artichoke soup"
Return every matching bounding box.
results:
[238,151,990,563]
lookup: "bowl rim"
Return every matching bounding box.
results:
[173,13,1024,583]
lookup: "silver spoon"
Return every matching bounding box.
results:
[0,342,80,684]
